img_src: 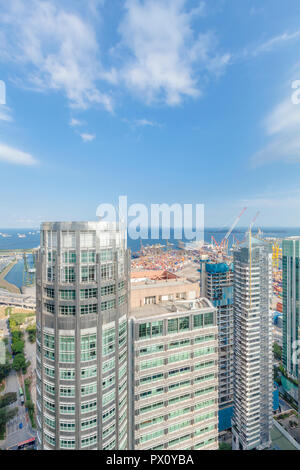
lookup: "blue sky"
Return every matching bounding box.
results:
[1,0,300,228]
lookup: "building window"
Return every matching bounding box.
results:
[44,334,55,349]
[144,296,156,305]
[138,323,151,339]
[60,404,75,415]
[101,299,116,311]
[102,328,115,356]
[80,288,97,299]
[60,336,75,352]
[151,321,163,337]
[101,264,114,280]
[139,344,163,356]
[168,318,178,334]
[80,304,97,315]
[60,386,75,397]
[103,407,115,422]
[81,383,97,396]
[45,432,56,446]
[63,267,75,283]
[81,334,97,362]
[101,284,115,296]
[45,303,55,314]
[193,314,203,329]
[81,417,97,430]
[100,250,113,262]
[81,250,96,263]
[59,305,76,316]
[81,266,96,283]
[60,290,76,300]
[81,400,97,414]
[102,389,115,406]
[60,369,75,380]
[63,251,76,264]
[45,288,54,298]
[140,429,164,443]
[81,366,97,379]
[204,312,214,327]
[60,421,75,431]
[179,316,189,331]
[80,232,95,248]
[60,439,75,449]
[62,232,76,249]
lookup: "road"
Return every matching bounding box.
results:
[1,370,35,449]
[24,333,36,405]
[278,395,295,412]
[0,314,36,450]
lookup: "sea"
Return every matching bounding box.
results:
[0,227,299,289]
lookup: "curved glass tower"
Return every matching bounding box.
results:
[36,221,129,450]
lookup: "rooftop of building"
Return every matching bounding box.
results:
[131,268,199,289]
[235,234,269,249]
[284,236,300,240]
[41,220,126,232]
[175,262,200,282]
[131,270,178,281]
[205,262,233,274]
[130,298,214,319]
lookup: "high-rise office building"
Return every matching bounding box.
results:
[232,237,273,450]
[36,221,130,450]
[282,237,300,379]
[128,299,219,450]
[202,262,234,420]
[232,235,273,450]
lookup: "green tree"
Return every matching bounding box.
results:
[0,362,11,383]
[11,339,25,354]
[0,406,18,438]
[273,342,282,361]
[219,442,232,450]
[0,392,17,408]
[12,353,28,373]
[26,325,36,343]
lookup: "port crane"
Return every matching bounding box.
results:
[211,207,247,255]
[233,211,260,248]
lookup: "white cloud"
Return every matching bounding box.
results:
[118,0,230,106]
[0,0,114,111]
[69,118,82,127]
[264,98,300,135]
[0,106,12,122]
[253,30,300,56]
[0,143,37,165]
[251,96,300,167]
[239,29,300,60]
[134,118,160,127]
[80,133,96,142]
[0,0,231,112]
[242,187,300,210]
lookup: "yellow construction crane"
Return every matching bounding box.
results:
[272,242,281,270]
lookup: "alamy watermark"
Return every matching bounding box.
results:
[0,80,6,105]
[96,196,204,242]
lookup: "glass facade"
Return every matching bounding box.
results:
[282,238,300,378]
[129,300,219,450]
[36,221,129,450]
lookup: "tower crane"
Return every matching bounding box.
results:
[233,211,260,248]
[221,207,248,253]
